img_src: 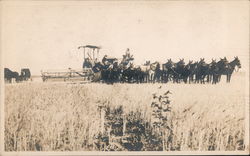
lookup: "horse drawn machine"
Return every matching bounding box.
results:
[41,45,135,83]
[41,45,101,82]
[4,68,31,83]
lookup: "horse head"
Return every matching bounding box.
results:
[217,58,229,70]
[211,59,217,65]
[179,58,184,62]
[188,60,193,64]
[177,59,185,67]
[165,59,174,68]
[150,62,157,71]
[155,62,161,69]
[144,61,150,66]
[198,58,206,65]
[178,59,185,65]
[166,59,172,64]
[193,61,198,69]
[234,56,241,68]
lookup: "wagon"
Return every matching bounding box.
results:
[41,45,101,82]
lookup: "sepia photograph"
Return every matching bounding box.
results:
[0,0,249,155]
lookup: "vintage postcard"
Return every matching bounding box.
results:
[0,0,249,155]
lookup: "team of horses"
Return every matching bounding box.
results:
[90,56,241,84]
[4,55,241,84]
[4,68,31,83]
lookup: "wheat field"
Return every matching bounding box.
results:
[4,72,248,151]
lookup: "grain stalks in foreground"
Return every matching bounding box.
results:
[4,74,247,151]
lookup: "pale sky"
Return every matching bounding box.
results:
[1,1,249,75]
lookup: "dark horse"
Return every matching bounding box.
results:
[223,56,241,82]
[4,68,20,83]
[95,61,121,84]
[182,60,197,84]
[92,61,104,82]
[173,59,186,83]
[215,57,230,83]
[195,58,210,84]
[208,59,219,84]
[188,61,198,83]
[20,68,31,81]
[120,64,136,83]
[162,59,177,83]
[92,61,115,83]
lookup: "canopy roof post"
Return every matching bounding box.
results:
[83,47,85,60]
[78,45,101,65]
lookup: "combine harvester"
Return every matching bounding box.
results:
[41,45,101,82]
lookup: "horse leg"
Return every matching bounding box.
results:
[140,74,143,83]
[162,73,165,83]
[136,75,139,84]
[195,74,198,83]
[228,74,231,83]
[184,78,187,84]
[201,76,205,84]
[196,75,199,83]
[216,75,219,83]
[214,75,217,84]
[213,77,216,84]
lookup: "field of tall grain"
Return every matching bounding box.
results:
[4,72,248,151]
